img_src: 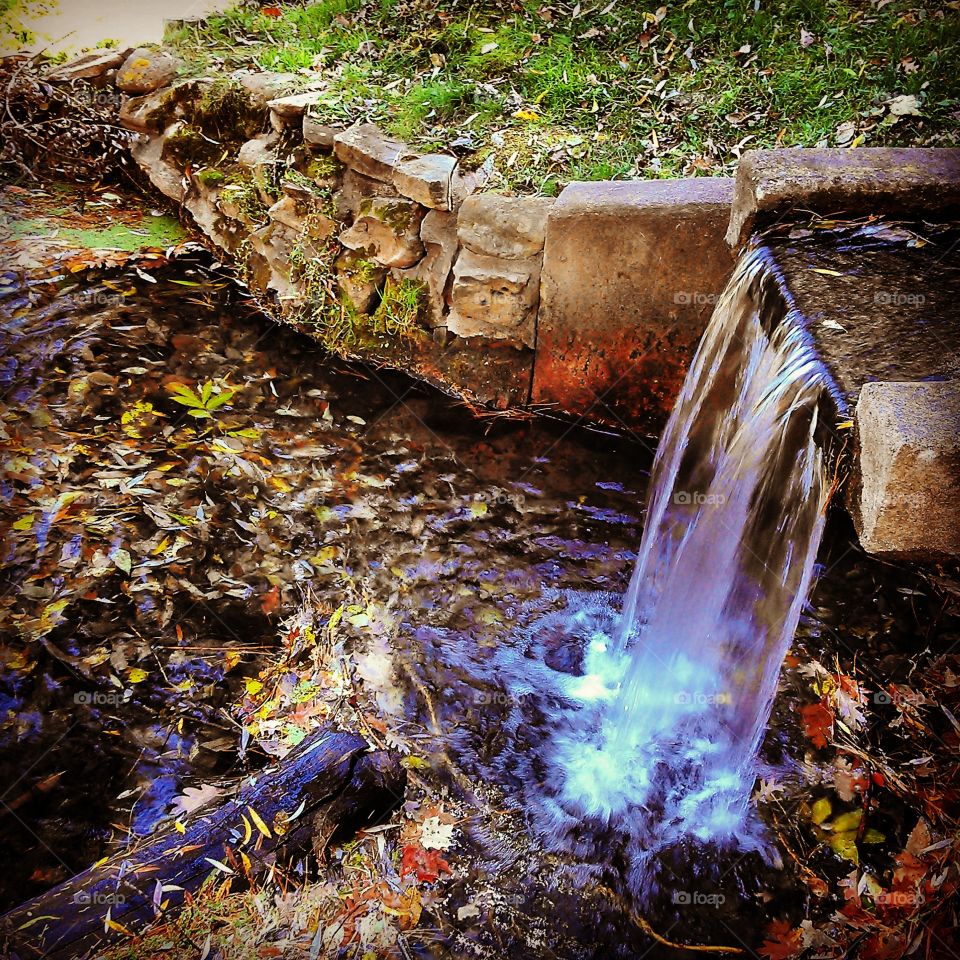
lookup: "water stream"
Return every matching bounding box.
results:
[473,245,846,902]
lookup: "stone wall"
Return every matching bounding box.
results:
[61,50,732,422]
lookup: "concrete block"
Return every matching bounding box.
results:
[851,379,960,561]
[532,178,735,427]
[727,148,960,248]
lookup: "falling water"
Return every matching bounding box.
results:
[485,244,844,898]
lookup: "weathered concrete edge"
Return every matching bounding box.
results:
[849,379,960,562]
[726,147,960,249]
[533,178,736,427]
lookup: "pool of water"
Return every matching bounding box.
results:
[2,188,958,958]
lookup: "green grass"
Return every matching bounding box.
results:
[165,0,960,191]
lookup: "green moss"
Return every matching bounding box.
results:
[161,124,221,168]
[373,277,427,340]
[9,209,187,251]
[193,77,258,141]
[220,174,268,224]
[195,167,227,187]
[304,154,342,182]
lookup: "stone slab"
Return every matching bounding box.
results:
[334,123,409,183]
[851,380,960,561]
[457,194,553,259]
[532,178,735,429]
[727,148,960,248]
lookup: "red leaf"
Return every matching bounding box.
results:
[262,5,282,16]
[400,843,451,883]
[260,584,280,616]
[759,920,803,960]
[801,701,834,749]
[892,851,926,891]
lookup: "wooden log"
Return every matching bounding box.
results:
[1,728,406,960]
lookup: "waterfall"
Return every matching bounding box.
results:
[489,245,843,897]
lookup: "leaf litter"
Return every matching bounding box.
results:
[1,182,959,957]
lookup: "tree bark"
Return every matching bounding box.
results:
[1,728,405,960]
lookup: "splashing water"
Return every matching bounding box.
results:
[492,246,843,896]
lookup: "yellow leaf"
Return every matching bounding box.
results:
[151,536,171,556]
[12,514,35,531]
[247,805,272,839]
[512,108,540,121]
[175,820,186,834]
[470,501,488,518]
[268,476,292,493]
[128,668,148,684]
[241,814,252,845]
[811,798,832,825]
[401,755,431,770]
[829,830,859,864]
[244,678,264,695]
[830,810,863,833]
[104,917,133,935]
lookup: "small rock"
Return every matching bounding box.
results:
[337,250,387,313]
[339,197,425,269]
[393,154,458,210]
[334,123,409,183]
[237,133,280,173]
[247,221,300,305]
[130,128,186,203]
[184,172,246,254]
[397,209,459,326]
[118,78,205,134]
[852,379,960,561]
[335,168,398,221]
[47,48,130,83]
[267,196,336,240]
[116,47,179,94]
[234,71,300,109]
[457,194,554,259]
[447,249,541,346]
[267,196,305,232]
[304,113,345,150]
[267,90,323,121]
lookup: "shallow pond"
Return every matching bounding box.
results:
[1,187,959,958]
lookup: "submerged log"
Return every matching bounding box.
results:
[1,728,405,960]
